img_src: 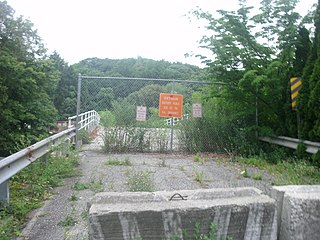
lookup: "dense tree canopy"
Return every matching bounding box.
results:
[191,0,320,142]
[0,1,58,156]
[298,0,320,141]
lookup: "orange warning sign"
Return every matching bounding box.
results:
[159,93,183,118]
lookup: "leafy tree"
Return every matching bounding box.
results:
[50,52,77,120]
[93,87,115,111]
[112,99,136,126]
[0,1,58,156]
[188,0,318,156]
[298,0,320,141]
[126,84,165,108]
[292,27,312,76]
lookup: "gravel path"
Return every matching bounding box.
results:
[19,140,274,240]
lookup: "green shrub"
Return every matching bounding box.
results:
[79,129,91,144]
[177,98,258,155]
[99,110,116,127]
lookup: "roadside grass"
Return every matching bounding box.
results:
[236,156,320,185]
[0,146,79,240]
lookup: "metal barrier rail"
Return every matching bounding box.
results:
[68,110,100,132]
[259,136,320,154]
[0,110,100,204]
[0,127,76,204]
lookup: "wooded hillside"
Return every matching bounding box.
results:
[73,57,205,80]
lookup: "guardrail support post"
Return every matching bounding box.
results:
[0,157,8,205]
[0,180,9,205]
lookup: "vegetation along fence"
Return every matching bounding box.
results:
[77,75,220,153]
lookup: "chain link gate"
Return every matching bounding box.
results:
[76,75,212,153]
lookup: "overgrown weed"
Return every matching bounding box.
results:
[195,171,204,185]
[126,170,154,192]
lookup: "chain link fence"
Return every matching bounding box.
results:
[79,76,217,153]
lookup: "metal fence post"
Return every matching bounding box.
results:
[75,74,82,149]
[255,94,258,139]
[170,84,175,152]
[170,117,174,152]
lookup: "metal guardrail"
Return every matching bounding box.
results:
[0,110,100,204]
[259,136,320,154]
[0,127,76,204]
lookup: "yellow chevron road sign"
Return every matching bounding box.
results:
[290,77,302,110]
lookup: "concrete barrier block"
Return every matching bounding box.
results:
[271,185,320,240]
[88,187,277,240]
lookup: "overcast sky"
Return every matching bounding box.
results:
[6,0,317,66]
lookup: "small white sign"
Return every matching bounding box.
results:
[192,103,202,118]
[136,106,147,121]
